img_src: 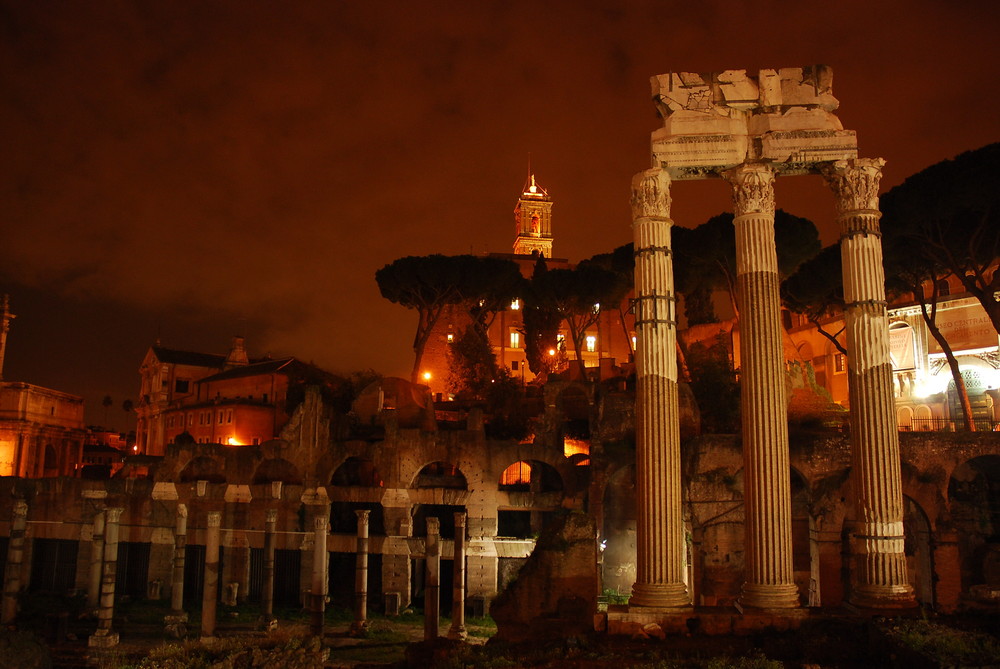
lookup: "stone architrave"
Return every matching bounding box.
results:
[823,158,916,609]
[87,509,105,611]
[89,507,123,647]
[262,508,278,629]
[724,163,798,609]
[200,511,221,640]
[629,167,689,608]
[1,500,28,624]
[448,512,468,640]
[350,509,370,635]
[424,517,441,639]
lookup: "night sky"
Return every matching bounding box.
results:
[1,1,998,429]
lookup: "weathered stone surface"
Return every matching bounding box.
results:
[490,512,598,642]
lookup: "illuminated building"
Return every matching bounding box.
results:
[135,336,338,455]
[419,175,636,396]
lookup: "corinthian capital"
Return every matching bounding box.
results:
[822,158,885,214]
[630,168,671,220]
[724,163,775,217]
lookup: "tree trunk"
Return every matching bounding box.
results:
[919,301,976,431]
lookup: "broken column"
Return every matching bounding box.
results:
[89,507,123,647]
[448,512,467,640]
[823,158,916,609]
[424,516,441,639]
[200,511,221,640]
[87,509,105,611]
[164,503,188,637]
[311,514,328,637]
[724,163,798,609]
[1,500,28,624]
[350,509,370,635]
[629,167,689,608]
[262,508,277,629]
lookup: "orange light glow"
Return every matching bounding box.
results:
[563,438,590,459]
[500,461,531,485]
[422,371,432,381]
[548,349,556,356]
[227,437,242,446]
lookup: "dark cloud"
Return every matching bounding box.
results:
[1,0,998,426]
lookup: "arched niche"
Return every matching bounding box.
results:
[252,458,303,485]
[178,456,226,484]
[948,455,1000,593]
[331,456,383,487]
[903,494,935,607]
[498,460,563,493]
[414,462,467,490]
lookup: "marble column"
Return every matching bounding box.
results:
[165,504,188,637]
[311,515,328,637]
[1,500,28,624]
[262,509,277,628]
[823,158,916,609]
[424,517,441,640]
[629,167,689,608]
[200,511,221,640]
[350,509,370,635]
[724,163,798,609]
[89,507,123,647]
[448,512,467,640]
[87,509,105,611]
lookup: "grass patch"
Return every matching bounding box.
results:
[881,619,1000,667]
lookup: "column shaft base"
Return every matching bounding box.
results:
[849,584,917,610]
[738,583,799,609]
[447,624,468,640]
[630,582,689,608]
[87,631,119,648]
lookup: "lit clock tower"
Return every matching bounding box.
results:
[513,174,553,256]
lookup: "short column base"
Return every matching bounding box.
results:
[849,584,917,610]
[738,583,799,610]
[349,620,368,636]
[164,613,188,638]
[629,582,689,608]
[447,624,467,640]
[260,615,278,632]
[87,631,119,648]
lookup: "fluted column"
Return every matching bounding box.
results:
[448,512,467,640]
[724,163,798,609]
[629,167,689,608]
[1,500,27,624]
[89,507,123,647]
[823,158,915,608]
[87,509,105,610]
[351,509,370,635]
[200,511,221,639]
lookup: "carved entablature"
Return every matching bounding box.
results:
[630,168,671,220]
[725,164,775,216]
[649,66,859,179]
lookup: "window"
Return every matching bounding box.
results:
[218,412,224,425]
[586,335,597,353]
[188,414,194,427]
[512,360,519,371]
[510,331,521,348]
[834,353,847,373]
[252,437,260,445]
[935,278,951,296]
[226,410,233,424]
[446,333,454,343]
[174,379,189,393]
[510,298,521,310]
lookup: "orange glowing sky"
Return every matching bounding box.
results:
[1,1,998,427]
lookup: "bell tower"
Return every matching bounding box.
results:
[513,174,553,257]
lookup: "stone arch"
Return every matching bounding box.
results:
[914,404,933,430]
[251,458,302,485]
[948,455,1000,595]
[178,455,226,484]
[43,444,57,472]
[413,461,467,490]
[331,456,383,487]
[498,460,562,493]
[897,406,914,431]
[903,494,935,607]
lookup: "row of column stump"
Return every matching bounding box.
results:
[0,502,470,647]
